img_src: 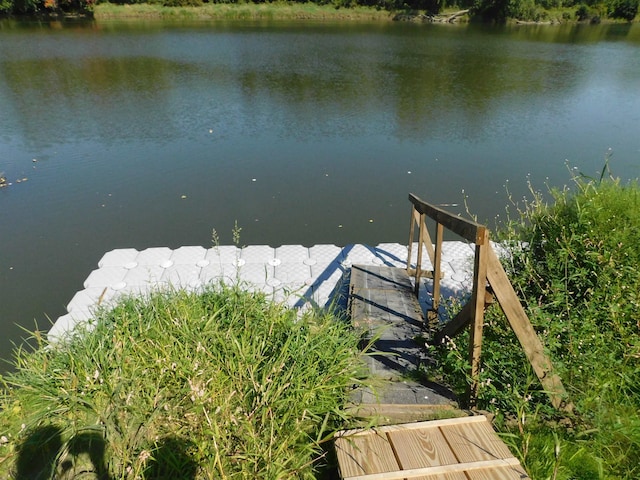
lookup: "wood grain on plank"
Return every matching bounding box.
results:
[341,458,523,480]
[336,415,486,438]
[441,420,513,462]
[389,428,467,480]
[465,463,530,480]
[335,430,399,477]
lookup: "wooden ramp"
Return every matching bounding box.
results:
[348,265,457,423]
[349,264,428,379]
[334,415,530,480]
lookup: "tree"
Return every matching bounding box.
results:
[608,0,639,20]
[471,0,514,21]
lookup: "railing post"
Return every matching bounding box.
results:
[428,222,444,329]
[415,213,426,297]
[407,193,569,411]
[407,207,416,273]
[467,228,489,408]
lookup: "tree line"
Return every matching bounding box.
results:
[0,0,638,30]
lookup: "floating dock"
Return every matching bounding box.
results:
[47,241,477,424]
[49,241,529,477]
[50,242,475,341]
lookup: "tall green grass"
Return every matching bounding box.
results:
[432,164,640,479]
[0,284,368,479]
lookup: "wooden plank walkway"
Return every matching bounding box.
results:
[343,265,528,480]
[350,264,427,378]
[348,265,458,423]
[334,415,530,480]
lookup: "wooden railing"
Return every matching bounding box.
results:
[407,193,570,411]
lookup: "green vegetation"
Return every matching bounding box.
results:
[0,0,637,23]
[0,284,368,478]
[91,1,394,20]
[432,163,640,478]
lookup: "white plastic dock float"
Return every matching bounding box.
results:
[49,242,475,341]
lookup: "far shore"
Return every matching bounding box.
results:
[86,3,635,25]
[92,2,398,21]
[3,2,634,25]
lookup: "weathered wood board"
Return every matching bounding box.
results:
[349,265,427,378]
[349,265,424,333]
[335,415,529,480]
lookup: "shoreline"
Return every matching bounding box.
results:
[4,4,633,26]
[92,3,397,21]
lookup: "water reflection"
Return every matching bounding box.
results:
[1,22,637,148]
[1,57,180,146]
[0,19,639,368]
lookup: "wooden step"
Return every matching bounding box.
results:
[335,415,530,480]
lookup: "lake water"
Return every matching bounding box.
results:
[1,18,639,365]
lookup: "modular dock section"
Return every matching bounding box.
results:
[50,242,475,340]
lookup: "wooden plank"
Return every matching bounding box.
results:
[485,246,570,411]
[389,426,457,467]
[336,417,530,480]
[415,212,426,297]
[388,428,467,480]
[435,299,472,344]
[409,471,466,480]
[349,267,424,329]
[335,430,399,478]
[418,213,436,268]
[342,458,524,480]
[351,265,414,291]
[440,419,513,463]
[336,415,487,438]
[408,208,437,298]
[406,268,434,280]
[409,193,486,245]
[435,290,496,344]
[429,222,444,328]
[409,208,437,269]
[346,404,459,425]
[351,288,423,327]
[465,463,530,480]
[468,232,489,407]
[407,207,416,272]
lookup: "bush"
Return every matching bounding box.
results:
[163,0,203,6]
[0,285,368,479]
[511,0,544,20]
[607,0,638,20]
[471,0,513,21]
[575,3,590,18]
[9,0,40,12]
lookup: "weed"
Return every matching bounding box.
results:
[431,161,640,478]
[0,284,369,479]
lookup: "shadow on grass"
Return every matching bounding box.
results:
[14,425,196,480]
[144,436,198,480]
[14,425,64,480]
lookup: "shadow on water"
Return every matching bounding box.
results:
[14,425,197,480]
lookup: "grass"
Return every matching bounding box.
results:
[93,2,395,21]
[0,283,369,479]
[430,161,640,479]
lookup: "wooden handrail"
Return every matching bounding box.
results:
[407,193,570,411]
[409,193,487,245]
